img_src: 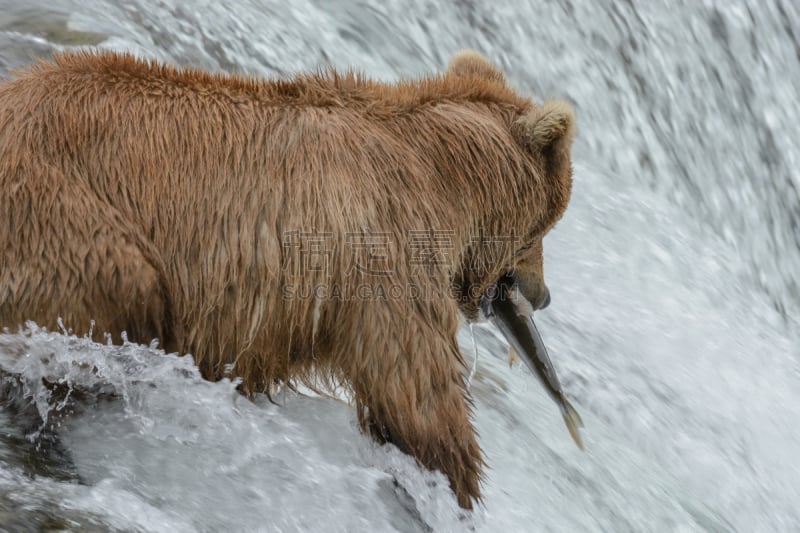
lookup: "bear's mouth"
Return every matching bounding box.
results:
[480,274,584,448]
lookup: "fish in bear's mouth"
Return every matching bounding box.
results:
[479,274,584,449]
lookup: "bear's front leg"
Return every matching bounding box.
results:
[342,298,484,509]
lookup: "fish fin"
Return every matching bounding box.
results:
[561,398,584,450]
[507,346,517,367]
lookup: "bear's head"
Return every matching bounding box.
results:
[446,50,575,318]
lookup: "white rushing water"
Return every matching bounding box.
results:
[1,1,799,531]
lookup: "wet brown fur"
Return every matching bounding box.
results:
[0,49,574,508]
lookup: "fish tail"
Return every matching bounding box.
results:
[560,397,584,450]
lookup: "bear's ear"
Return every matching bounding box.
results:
[447,50,505,83]
[512,99,575,178]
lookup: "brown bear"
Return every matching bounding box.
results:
[0,49,575,509]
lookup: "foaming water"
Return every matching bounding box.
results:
[0,1,798,531]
